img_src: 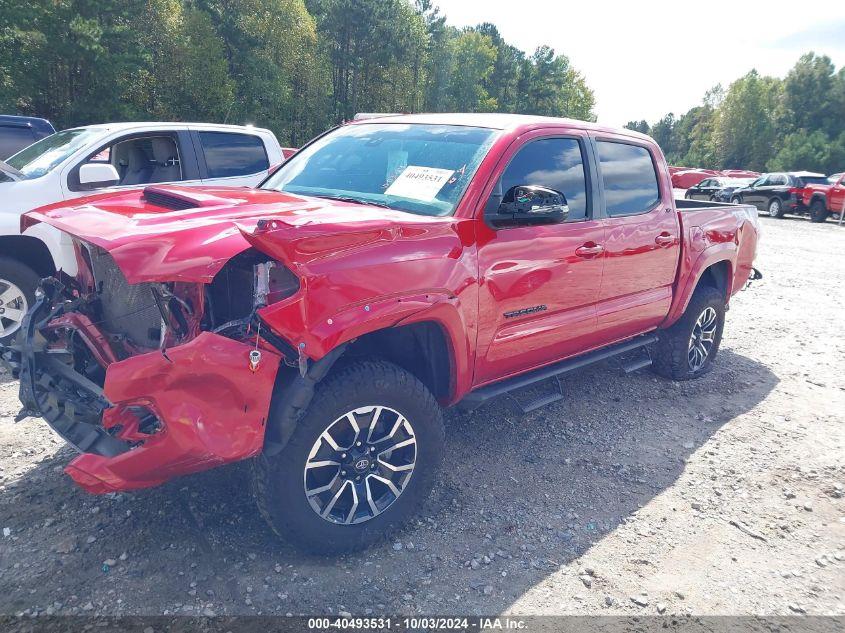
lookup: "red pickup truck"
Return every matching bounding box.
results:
[1,114,760,552]
[803,172,845,222]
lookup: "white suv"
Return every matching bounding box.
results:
[0,122,283,342]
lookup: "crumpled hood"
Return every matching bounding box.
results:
[24,185,441,283]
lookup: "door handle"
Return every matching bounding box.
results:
[575,243,604,258]
[655,233,675,246]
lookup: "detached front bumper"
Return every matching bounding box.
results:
[1,280,282,494]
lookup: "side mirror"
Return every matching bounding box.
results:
[486,185,569,228]
[79,163,120,187]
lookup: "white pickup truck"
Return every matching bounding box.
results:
[0,122,283,342]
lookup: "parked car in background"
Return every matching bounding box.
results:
[728,171,828,218]
[672,168,721,189]
[1,113,760,552]
[802,172,845,222]
[685,176,754,201]
[721,169,760,179]
[0,121,283,342]
[0,116,55,160]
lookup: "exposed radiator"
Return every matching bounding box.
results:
[85,245,162,349]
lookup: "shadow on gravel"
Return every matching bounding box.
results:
[0,348,778,616]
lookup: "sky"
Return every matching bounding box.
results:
[434,0,845,127]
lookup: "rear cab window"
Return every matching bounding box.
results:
[199,132,269,178]
[596,140,660,216]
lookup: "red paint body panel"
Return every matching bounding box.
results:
[65,333,281,493]
[801,173,845,212]
[19,114,759,494]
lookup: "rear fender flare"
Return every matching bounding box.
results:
[663,246,734,328]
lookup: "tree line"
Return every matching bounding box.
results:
[626,53,845,174]
[0,0,596,146]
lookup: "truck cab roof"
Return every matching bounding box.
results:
[348,112,653,142]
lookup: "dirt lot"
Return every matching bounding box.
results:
[0,215,843,618]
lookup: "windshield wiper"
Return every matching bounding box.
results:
[311,194,393,209]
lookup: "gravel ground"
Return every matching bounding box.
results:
[0,215,843,618]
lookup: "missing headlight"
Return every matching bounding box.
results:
[207,249,300,327]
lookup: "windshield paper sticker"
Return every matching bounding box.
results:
[385,165,454,201]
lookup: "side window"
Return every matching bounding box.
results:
[199,132,269,179]
[80,135,183,187]
[596,141,660,217]
[498,137,589,220]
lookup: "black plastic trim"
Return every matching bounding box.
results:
[458,333,659,411]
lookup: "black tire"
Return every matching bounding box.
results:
[251,360,445,554]
[652,286,725,381]
[0,257,39,345]
[730,196,742,205]
[768,197,786,218]
[709,195,717,202]
[809,198,829,223]
[684,192,692,200]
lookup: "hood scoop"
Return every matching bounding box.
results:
[141,185,245,211]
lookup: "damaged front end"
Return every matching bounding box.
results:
[0,242,297,494]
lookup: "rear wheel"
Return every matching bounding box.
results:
[652,286,725,381]
[251,360,445,553]
[809,198,829,223]
[768,198,785,218]
[0,258,39,345]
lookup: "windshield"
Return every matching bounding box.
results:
[6,128,103,179]
[262,123,499,216]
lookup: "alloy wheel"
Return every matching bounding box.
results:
[0,279,28,340]
[688,306,717,372]
[769,200,781,216]
[303,405,417,525]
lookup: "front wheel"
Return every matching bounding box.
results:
[251,360,445,553]
[730,196,742,205]
[768,198,785,218]
[0,258,39,345]
[652,286,725,381]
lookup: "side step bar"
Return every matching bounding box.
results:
[458,333,658,412]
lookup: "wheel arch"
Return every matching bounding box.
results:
[0,235,56,278]
[342,320,453,404]
[664,253,733,328]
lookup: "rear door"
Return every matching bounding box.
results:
[474,130,605,385]
[193,130,271,187]
[748,174,781,210]
[591,135,680,343]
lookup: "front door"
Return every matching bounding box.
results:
[474,133,605,386]
[592,137,680,343]
[63,131,201,201]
